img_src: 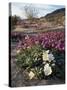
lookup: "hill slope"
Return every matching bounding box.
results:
[44,8,65,26]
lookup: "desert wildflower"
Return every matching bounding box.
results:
[16,49,21,54]
[29,71,35,80]
[42,50,49,62]
[44,63,52,76]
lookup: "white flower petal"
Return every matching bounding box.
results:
[25,35,29,39]
[29,71,35,80]
[43,61,46,64]
[44,63,52,76]
[42,50,55,63]
[42,51,49,61]
[16,49,21,54]
[45,50,50,54]
[48,53,54,60]
[52,63,55,66]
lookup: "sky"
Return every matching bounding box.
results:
[11,3,65,19]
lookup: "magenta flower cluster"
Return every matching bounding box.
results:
[13,31,65,52]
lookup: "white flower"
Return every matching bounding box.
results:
[43,61,46,64]
[29,71,35,80]
[42,50,54,62]
[16,49,21,54]
[46,50,50,53]
[48,53,54,60]
[44,63,52,76]
[51,63,55,66]
[27,46,30,49]
[42,50,49,62]
[25,35,29,39]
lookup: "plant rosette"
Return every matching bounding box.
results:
[16,45,56,79]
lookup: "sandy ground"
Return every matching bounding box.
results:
[12,26,64,34]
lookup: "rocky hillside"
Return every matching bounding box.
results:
[43,8,65,26]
